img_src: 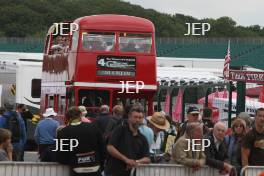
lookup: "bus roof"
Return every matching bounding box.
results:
[74,14,155,33]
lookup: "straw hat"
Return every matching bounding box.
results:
[147,112,170,130]
[43,108,57,117]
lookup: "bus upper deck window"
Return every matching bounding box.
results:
[119,33,152,53]
[82,32,115,52]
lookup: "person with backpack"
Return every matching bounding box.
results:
[104,105,124,137]
[56,106,105,176]
[224,118,246,175]
[95,105,113,135]
[3,102,26,161]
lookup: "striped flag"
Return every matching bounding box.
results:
[164,90,170,114]
[223,40,231,79]
[214,88,219,98]
[222,88,228,98]
[172,88,184,122]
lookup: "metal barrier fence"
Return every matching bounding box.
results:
[0,162,70,176]
[241,166,264,176]
[1,162,263,176]
[131,164,219,176]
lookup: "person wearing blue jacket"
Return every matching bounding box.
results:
[3,102,26,161]
[34,108,59,161]
[0,107,7,128]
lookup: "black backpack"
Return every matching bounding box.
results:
[5,111,21,143]
[103,118,126,143]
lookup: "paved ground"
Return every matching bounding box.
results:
[24,151,39,162]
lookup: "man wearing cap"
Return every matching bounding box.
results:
[176,106,209,140]
[34,108,59,161]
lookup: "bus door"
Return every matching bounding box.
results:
[113,93,151,116]
[77,88,111,117]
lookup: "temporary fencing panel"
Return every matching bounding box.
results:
[241,166,264,176]
[132,164,219,176]
[0,162,70,176]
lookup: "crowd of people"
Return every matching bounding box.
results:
[0,102,264,176]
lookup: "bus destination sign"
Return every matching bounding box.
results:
[96,56,136,77]
[97,70,135,77]
[97,56,136,70]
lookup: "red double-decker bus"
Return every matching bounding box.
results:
[41,14,157,119]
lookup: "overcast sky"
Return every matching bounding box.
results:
[124,0,264,27]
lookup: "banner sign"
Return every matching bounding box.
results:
[96,70,135,77]
[96,55,136,77]
[227,70,264,83]
[97,56,136,70]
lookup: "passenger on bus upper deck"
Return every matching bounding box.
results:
[51,35,65,54]
[89,37,107,51]
[121,40,138,52]
[138,43,151,53]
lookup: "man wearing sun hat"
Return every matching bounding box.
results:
[34,108,59,161]
[146,112,170,162]
[147,112,170,133]
[147,112,170,149]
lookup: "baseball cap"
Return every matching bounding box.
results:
[187,106,200,114]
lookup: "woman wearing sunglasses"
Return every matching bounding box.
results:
[224,118,246,176]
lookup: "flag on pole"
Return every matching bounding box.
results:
[223,40,231,79]
[164,90,170,114]
[172,88,184,122]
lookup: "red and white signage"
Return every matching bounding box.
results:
[226,70,264,84]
